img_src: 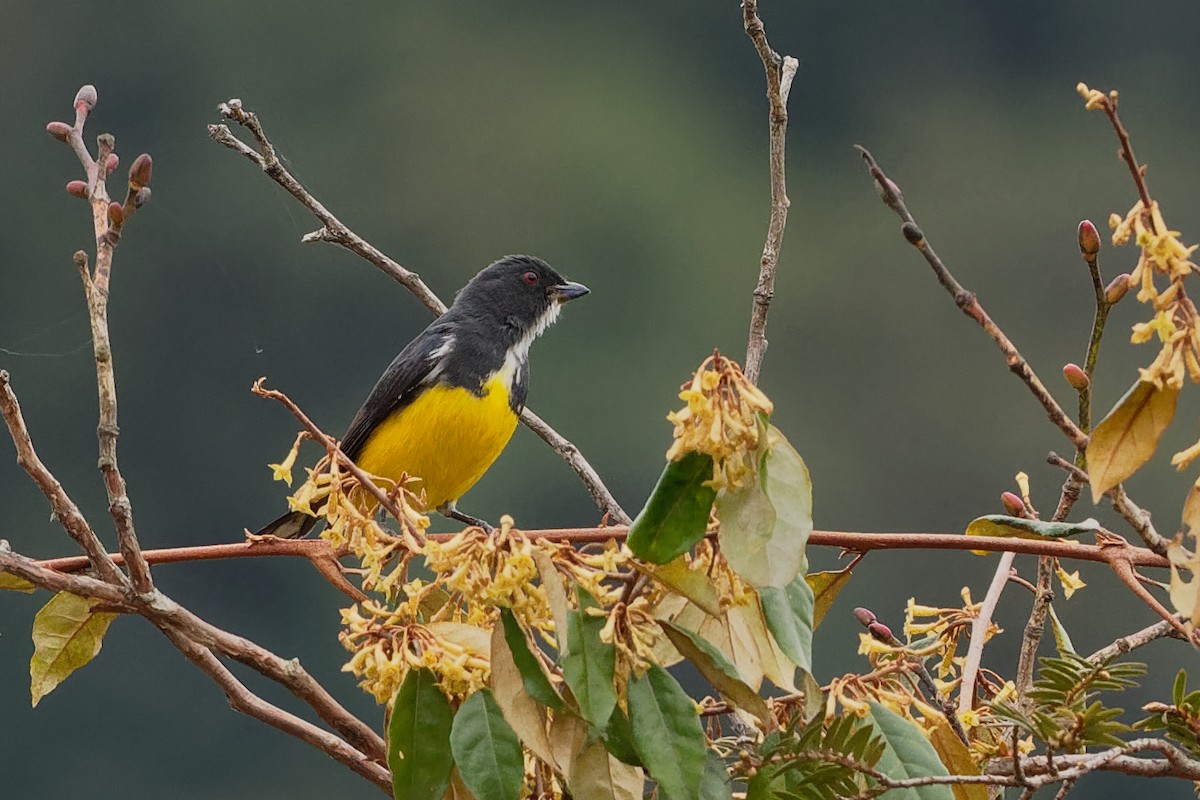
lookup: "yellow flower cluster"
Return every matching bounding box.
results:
[599,599,661,680]
[422,517,555,632]
[666,353,774,489]
[1109,199,1200,392]
[340,601,490,703]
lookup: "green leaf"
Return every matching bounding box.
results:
[389,668,455,800]
[1046,604,1077,658]
[699,750,733,800]
[627,452,717,564]
[807,567,852,630]
[627,664,706,800]
[866,703,954,800]
[562,586,617,729]
[760,574,814,674]
[717,426,812,588]
[0,572,36,593]
[658,620,772,728]
[966,515,1101,542]
[1174,670,1188,706]
[1087,378,1180,502]
[450,688,524,800]
[30,591,117,707]
[605,706,643,767]
[499,608,563,711]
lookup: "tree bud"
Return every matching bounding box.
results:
[105,153,119,175]
[65,180,88,198]
[74,85,97,110]
[853,607,877,627]
[132,187,152,208]
[107,202,124,228]
[867,621,894,642]
[128,153,153,189]
[1078,220,1101,258]
[1062,363,1089,391]
[1000,491,1026,517]
[1105,273,1131,304]
[46,121,72,142]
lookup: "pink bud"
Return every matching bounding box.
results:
[65,180,88,198]
[128,153,152,188]
[105,153,119,175]
[107,202,124,228]
[74,85,97,110]
[1105,273,1131,304]
[46,121,72,142]
[867,621,894,642]
[1062,363,1089,391]
[1001,491,1026,517]
[1078,220,1101,258]
[853,607,877,627]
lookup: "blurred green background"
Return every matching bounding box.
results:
[4,1,1200,797]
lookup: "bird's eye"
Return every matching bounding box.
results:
[521,271,538,286]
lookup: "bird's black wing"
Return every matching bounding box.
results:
[340,322,454,460]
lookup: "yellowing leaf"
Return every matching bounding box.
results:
[489,620,557,768]
[1183,477,1200,537]
[806,568,852,630]
[533,550,570,655]
[1168,535,1200,628]
[1087,379,1180,502]
[643,556,722,617]
[569,739,644,800]
[427,622,490,659]
[0,572,36,593]
[30,591,117,707]
[926,718,987,800]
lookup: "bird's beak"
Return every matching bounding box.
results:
[551,281,590,301]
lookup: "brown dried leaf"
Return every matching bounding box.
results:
[533,550,570,654]
[489,622,557,768]
[1168,535,1200,629]
[1183,477,1200,537]
[1087,379,1180,502]
[926,718,987,800]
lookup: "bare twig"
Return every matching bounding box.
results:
[856,146,1089,451]
[1106,551,1195,643]
[959,551,1015,715]
[155,623,390,793]
[1047,452,1170,556]
[50,85,154,592]
[1016,555,1056,700]
[208,102,630,525]
[741,0,798,385]
[1087,618,1182,663]
[0,370,125,585]
[253,378,427,546]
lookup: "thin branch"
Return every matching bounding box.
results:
[253,379,426,547]
[741,0,798,385]
[49,84,155,592]
[208,101,629,525]
[0,545,387,764]
[1047,452,1170,556]
[1077,222,1111,440]
[856,146,1088,451]
[0,370,125,585]
[155,623,390,793]
[1085,89,1153,210]
[959,551,1015,715]
[1106,553,1195,642]
[1087,618,1182,663]
[1016,554,1056,700]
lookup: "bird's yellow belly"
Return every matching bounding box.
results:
[353,376,518,511]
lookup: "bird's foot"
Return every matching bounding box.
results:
[438,503,494,533]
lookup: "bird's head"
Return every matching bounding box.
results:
[453,255,589,347]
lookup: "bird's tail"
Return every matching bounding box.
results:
[254,509,320,539]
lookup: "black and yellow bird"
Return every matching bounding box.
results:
[257,255,589,538]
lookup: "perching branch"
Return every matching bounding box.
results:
[856,146,1089,451]
[207,100,631,525]
[958,551,1015,715]
[741,0,798,385]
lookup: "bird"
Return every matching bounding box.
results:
[256,254,589,538]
